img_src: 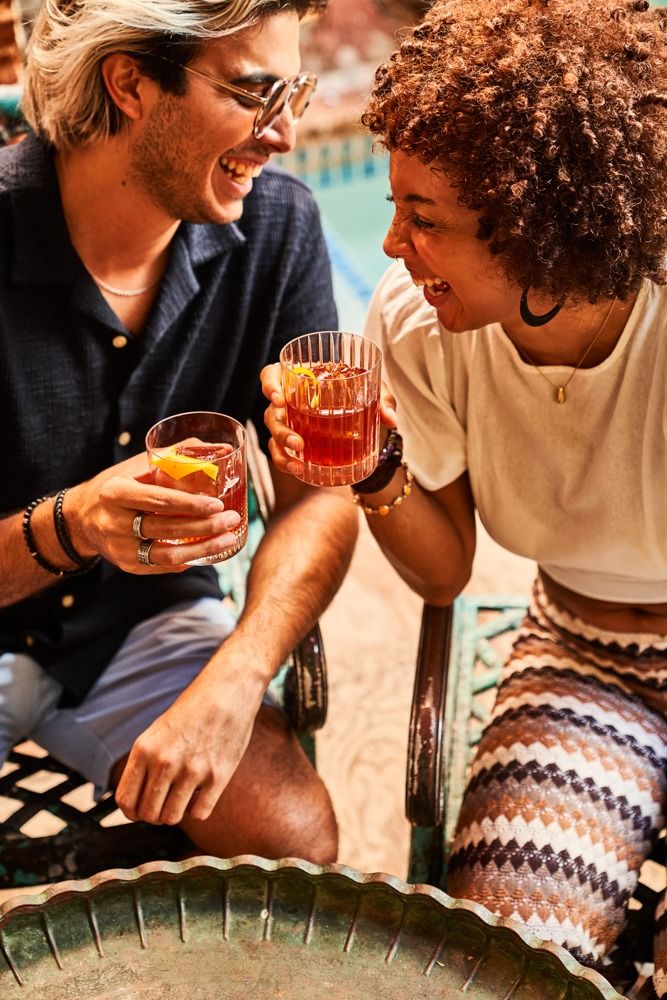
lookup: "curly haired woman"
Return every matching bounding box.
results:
[262,0,667,989]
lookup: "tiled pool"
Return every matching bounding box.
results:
[318,168,393,330]
[280,139,393,330]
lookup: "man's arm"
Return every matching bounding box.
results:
[114,469,358,826]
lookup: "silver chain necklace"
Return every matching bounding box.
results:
[92,274,160,298]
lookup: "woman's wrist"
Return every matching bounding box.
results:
[351,427,404,494]
[352,461,414,517]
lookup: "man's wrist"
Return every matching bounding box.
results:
[61,483,99,561]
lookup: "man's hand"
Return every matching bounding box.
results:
[260,362,398,477]
[114,670,262,824]
[66,453,242,574]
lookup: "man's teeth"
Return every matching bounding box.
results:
[220,157,263,181]
[412,276,450,293]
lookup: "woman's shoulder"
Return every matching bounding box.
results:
[370,263,443,346]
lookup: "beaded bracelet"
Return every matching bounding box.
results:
[351,428,404,495]
[22,496,82,578]
[53,488,100,570]
[352,463,414,516]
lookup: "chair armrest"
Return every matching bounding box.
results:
[405,603,454,827]
[283,623,328,734]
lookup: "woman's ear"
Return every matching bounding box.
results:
[100,53,155,122]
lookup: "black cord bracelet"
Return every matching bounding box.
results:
[351,427,404,494]
[53,488,100,570]
[22,496,82,578]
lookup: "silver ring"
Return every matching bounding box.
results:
[132,513,149,541]
[137,539,156,566]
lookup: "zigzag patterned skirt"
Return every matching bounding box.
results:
[447,578,667,993]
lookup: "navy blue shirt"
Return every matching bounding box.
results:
[0,135,337,703]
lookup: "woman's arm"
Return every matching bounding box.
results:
[355,466,476,605]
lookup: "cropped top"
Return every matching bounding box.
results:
[365,263,667,603]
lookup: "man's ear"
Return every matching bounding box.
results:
[100,53,155,122]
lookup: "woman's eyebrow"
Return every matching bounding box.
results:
[402,193,437,206]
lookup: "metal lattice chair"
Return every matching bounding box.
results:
[0,429,328,890]
[405,595,664,998]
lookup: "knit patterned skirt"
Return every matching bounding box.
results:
[447,578,667,993]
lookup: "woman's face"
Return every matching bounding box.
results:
[384,150,520,332]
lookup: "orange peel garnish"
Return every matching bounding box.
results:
[290,365,320,409]
[151,448,218,481]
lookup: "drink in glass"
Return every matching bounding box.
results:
[280,332,382,487]
[145,411,247,564]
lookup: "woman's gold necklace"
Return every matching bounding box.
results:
[515,299,617,403]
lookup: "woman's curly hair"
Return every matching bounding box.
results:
[362,0,667,302]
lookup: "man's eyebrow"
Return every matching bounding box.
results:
[230,71,280,86]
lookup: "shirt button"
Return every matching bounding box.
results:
[118,431,132,446]
[112,335,128,349]
[61,594,75,609]
[25,634,34,647]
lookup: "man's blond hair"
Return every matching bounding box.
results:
[23,0,322,149]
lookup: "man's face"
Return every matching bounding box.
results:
[130,10,302,225]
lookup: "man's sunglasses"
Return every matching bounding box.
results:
[156,56,317,139]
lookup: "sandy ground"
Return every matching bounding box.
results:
[317,515,535,880]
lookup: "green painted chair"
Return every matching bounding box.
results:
[405,595,663,997]
[0,428,327,889]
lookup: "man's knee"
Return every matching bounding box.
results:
[182,707,338,863]
[269,766,338,865]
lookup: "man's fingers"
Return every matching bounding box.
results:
[184,776,223,823]
[114,754,147,822]
[104,476,226,516]
[130,530,241,572]
[158,775,203,826]
[134,510,240,542]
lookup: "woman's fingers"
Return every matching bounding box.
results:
[268,436,304,476]
[379,384,398,427]
[260,362,284,404]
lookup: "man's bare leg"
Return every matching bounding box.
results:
[111,704,338,864]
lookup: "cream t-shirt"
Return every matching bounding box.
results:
[364,263,667,603]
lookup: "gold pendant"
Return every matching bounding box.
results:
[555,386,566,403]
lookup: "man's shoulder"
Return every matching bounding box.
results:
[238,163,321,231]
[0,135,52,196]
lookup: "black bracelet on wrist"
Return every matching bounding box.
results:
[351,428,404,494]
[22,496,82,578]
[53,488,100,570]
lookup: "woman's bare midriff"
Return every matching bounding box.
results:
[540,569,667,636]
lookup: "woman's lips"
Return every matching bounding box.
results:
[410,274,451,304]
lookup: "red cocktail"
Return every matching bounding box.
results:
[280,334,382,487]
[146,412,247,564]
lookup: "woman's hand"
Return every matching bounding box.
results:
[260,362,399,476]
[260,362,303,476]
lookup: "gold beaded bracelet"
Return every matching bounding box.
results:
[351,462,414,516]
